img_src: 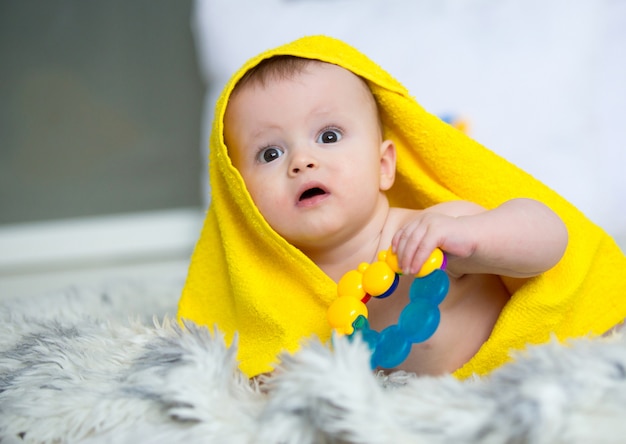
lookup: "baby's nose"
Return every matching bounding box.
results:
[290,152,318,175]
[291,162,316,174]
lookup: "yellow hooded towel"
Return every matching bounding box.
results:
[178,35,626,379]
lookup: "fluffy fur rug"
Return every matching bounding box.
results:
[2,279,626,444]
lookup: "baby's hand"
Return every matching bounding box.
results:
[391,212,475,275]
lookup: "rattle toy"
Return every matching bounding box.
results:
[327,246,449,369]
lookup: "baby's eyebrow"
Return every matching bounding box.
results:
[306,102,343,120]
[247,123,283,140]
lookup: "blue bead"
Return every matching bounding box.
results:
[409,269,449,305]
[398,300,440,343]
[370,325,411,369]
[350,315,380,351]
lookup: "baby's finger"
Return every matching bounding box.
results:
[408,239,439,275]
[392,227,414,256]
[396,225,426,273]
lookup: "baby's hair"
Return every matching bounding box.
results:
[235,55,314,90]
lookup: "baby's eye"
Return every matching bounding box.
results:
[257,146,284,163]
[317,128,342,144]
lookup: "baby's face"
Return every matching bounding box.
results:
[224,61,395,252]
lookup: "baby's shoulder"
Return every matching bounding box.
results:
[388,201,486,222]
[386,206,422,225]
[380,207,422,241]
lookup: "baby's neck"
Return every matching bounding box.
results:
[311,239,382,282]
[303,206,401,282]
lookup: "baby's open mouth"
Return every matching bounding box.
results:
[299,187,326,201]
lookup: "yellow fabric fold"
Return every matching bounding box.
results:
[178,35,626,378]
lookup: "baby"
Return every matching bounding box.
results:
[222,56,568,375]
[178,35,626,379]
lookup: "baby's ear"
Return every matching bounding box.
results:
[379,139,396,191]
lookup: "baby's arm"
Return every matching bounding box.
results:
[392,198,568,278]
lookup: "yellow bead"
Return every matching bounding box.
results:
[357,262,370,274]
[416,248,445,277]
[362,261,395,297]
[337,269,366,300]
[377,250,387,262]
[378,246,401,274]
[327,296,368,335]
